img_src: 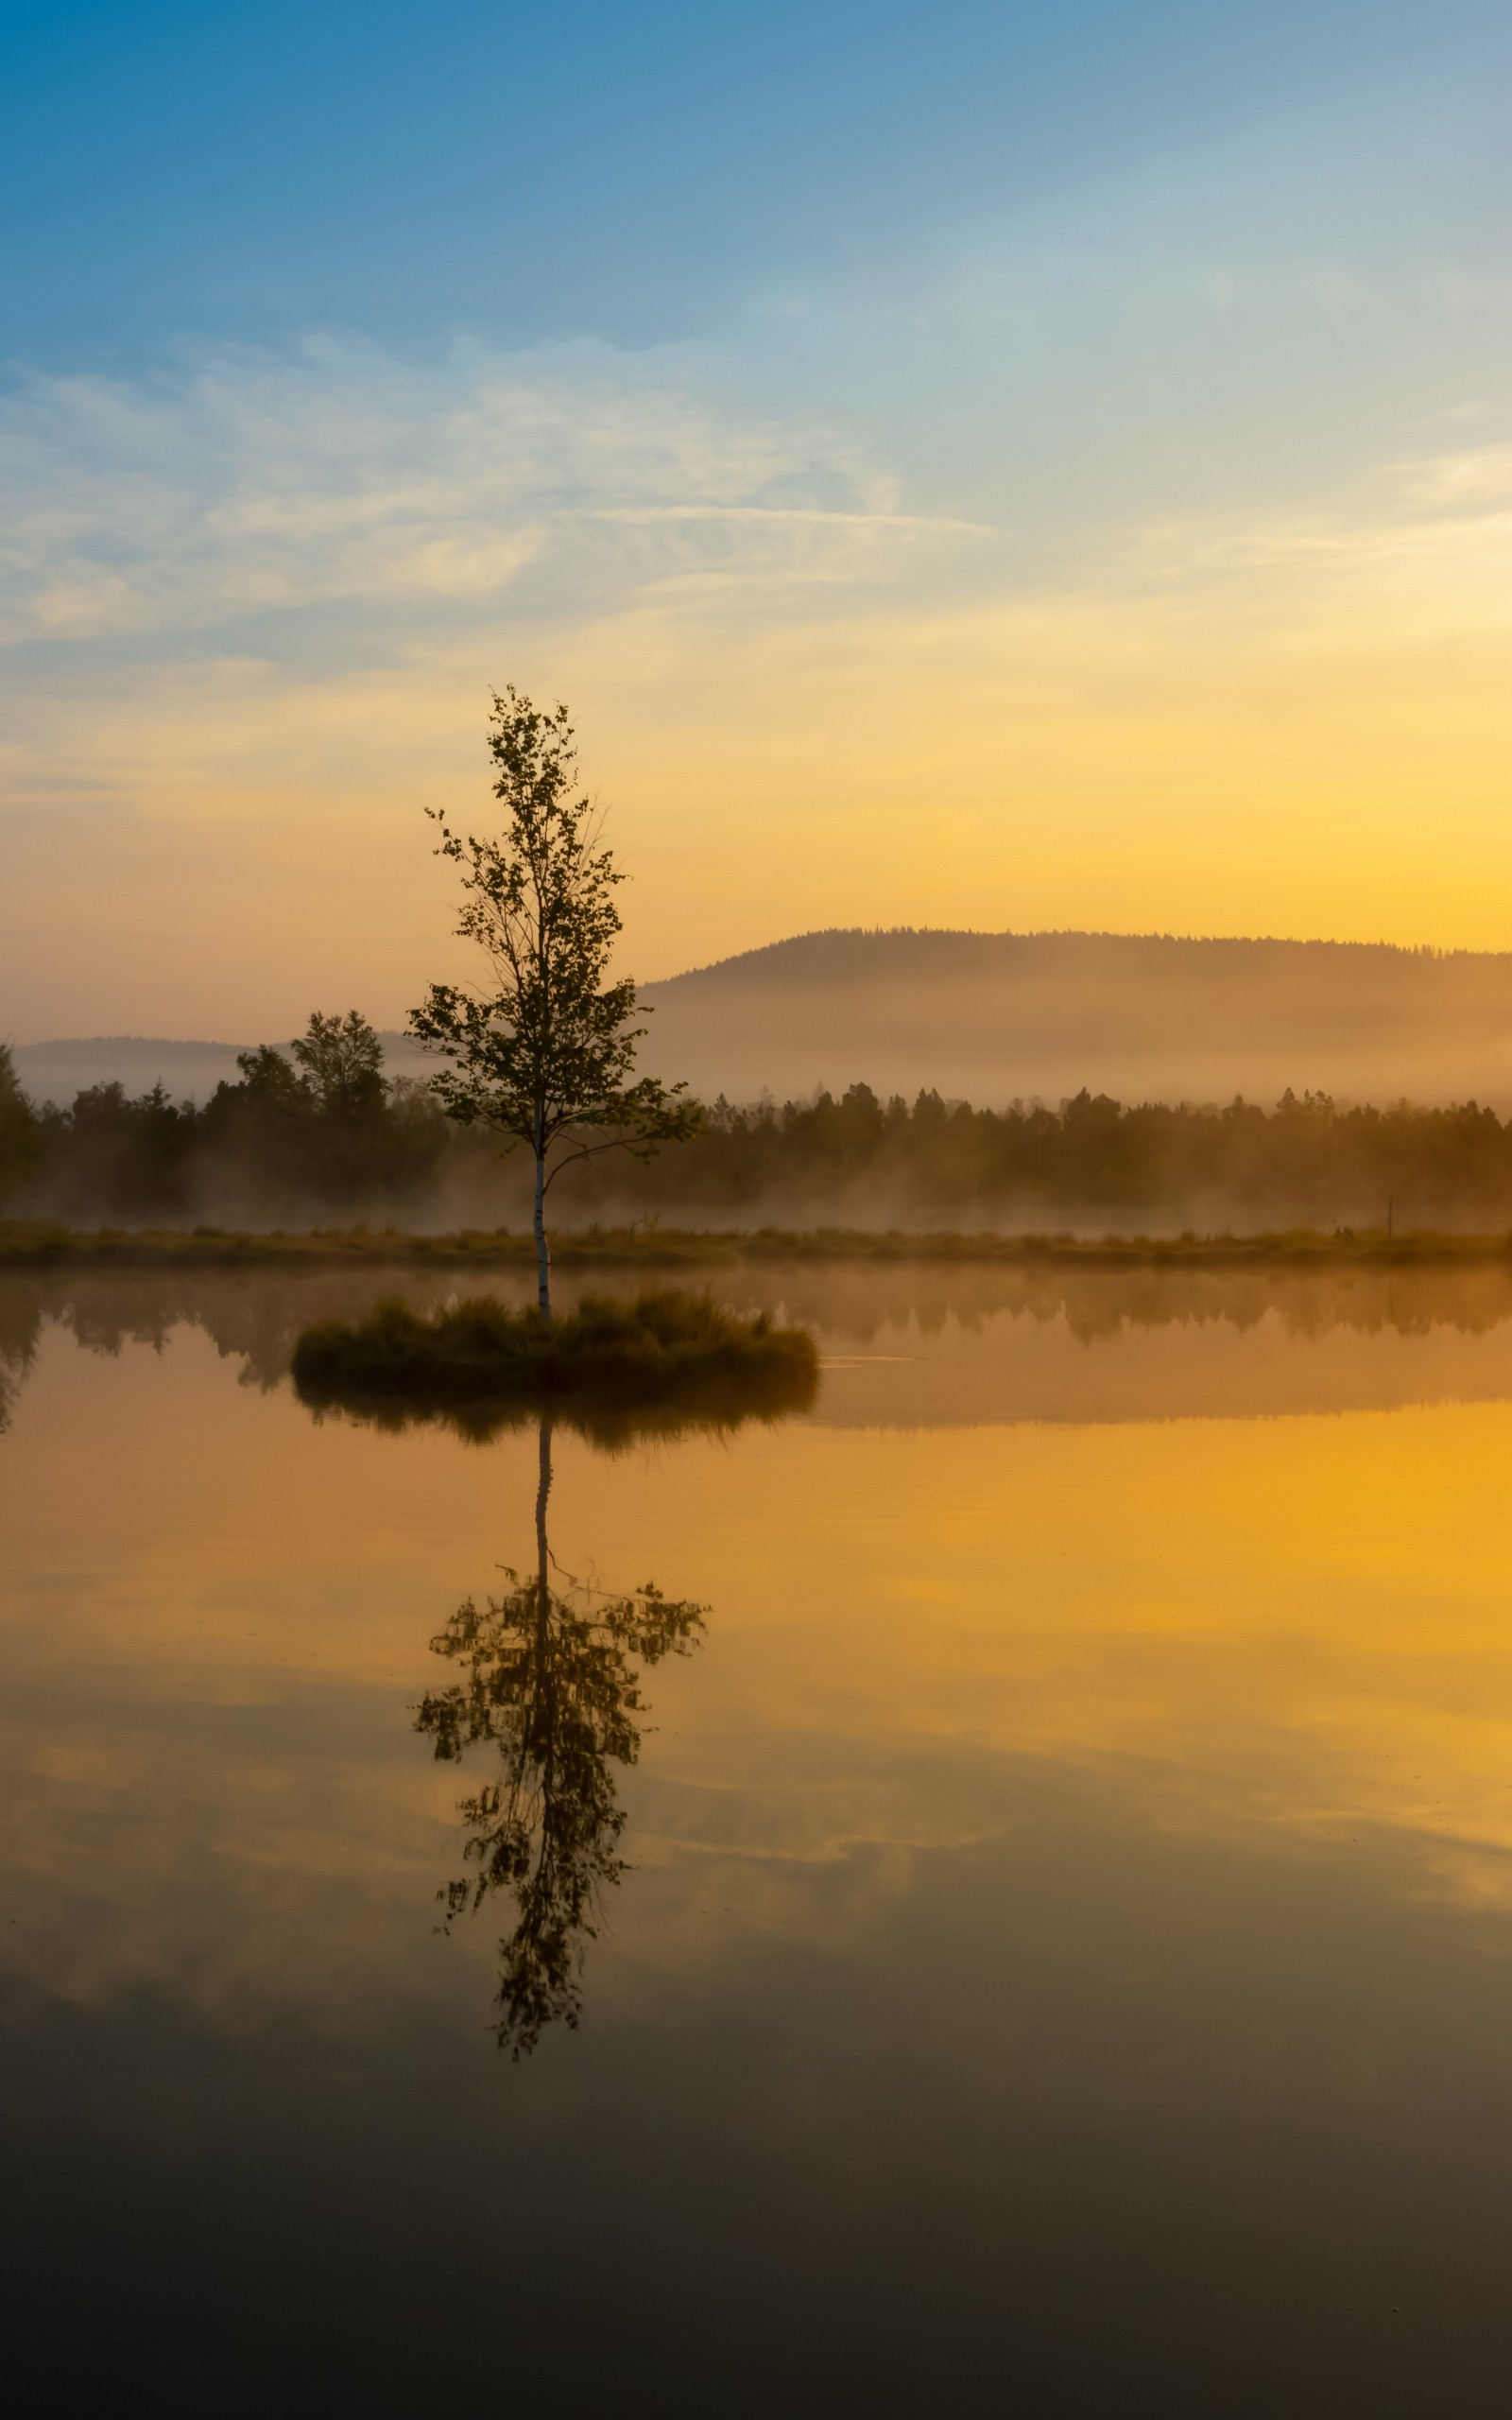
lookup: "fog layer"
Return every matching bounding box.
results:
[636,930,1512,1113]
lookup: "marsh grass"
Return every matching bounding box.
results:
[9,1218,1512,1270]
[289,1287,819,1444]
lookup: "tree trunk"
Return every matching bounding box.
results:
[533,1135,552,1322]
[535,1412,553,1600]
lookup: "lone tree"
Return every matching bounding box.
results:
[410,688,696,1316]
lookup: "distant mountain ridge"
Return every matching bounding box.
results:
[633,927,1512,1111]
[15,927,1512,1111]
[665,925,1467,978]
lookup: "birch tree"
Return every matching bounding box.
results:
[409,689,696,1316]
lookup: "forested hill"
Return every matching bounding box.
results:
[16,926,1512,1115]
[635,928,1512,1111]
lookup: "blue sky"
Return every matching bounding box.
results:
[3,0,1511,1034]
[2,0,1500,365]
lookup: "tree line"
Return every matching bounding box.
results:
[0,1015,457,1220]
[10,1033,1512,1227]
[505,1080,1512,1228]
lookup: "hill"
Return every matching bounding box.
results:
[15,929,1512,1114]
[634,929,1512,1110]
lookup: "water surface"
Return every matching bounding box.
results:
[6,1264,1512,2408]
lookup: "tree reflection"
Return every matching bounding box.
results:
[414,1415,705,2056]
[0,1291,41,1437]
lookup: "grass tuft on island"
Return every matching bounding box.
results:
[290,1288,819,1438]
[8,1218,1512,1270]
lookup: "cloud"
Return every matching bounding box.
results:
[0,338,986,651]
[1121,452,1512,644]
[1401,443,1512,512]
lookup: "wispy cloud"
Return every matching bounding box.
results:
[1122,448,1512,640]
[0,339,985,651]
[1400,444,1512,512]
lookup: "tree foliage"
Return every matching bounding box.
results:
[7,1012,448,1219]
[0,1042,43,1209]
[290,1011,387,1120]
[409,689,697,1311]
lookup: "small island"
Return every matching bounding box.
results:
[290,1287,818,1431]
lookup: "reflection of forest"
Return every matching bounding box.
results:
[9,1259,1512,1383]
[0,1287,36,1435]
[417,1416,704,2055]
[9,1260,1512,1443]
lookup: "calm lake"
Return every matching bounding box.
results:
[7,1260,1512,2409]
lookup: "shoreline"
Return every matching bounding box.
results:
[5,1219,1512,1270]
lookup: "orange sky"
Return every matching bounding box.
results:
[7,497,1512,1043]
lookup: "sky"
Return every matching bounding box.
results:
[3,0,1511,1039]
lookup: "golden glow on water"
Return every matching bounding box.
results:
[7,1278,1512,2028]
[678,1409,1512,1892]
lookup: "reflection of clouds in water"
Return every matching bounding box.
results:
[0,1706,461,2021]
[9,1693,1512,2031]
